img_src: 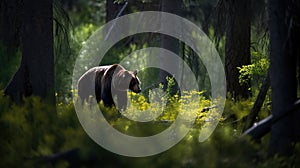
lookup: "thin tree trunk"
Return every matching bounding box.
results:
[243,71,270,131]
[225,0,251,99]
[106,0,123,23]
[242,100,300,142]
[159,0,181,94]
[5,0,54,103]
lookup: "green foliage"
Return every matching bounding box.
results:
[72,23,98,46]
[2,89,298,167]
[125,90,205,124]
[66,0,106,27]
[54,0,106,103]
[55,22,99,103]
[0,94,64,167]
[238,51,269,92]
[224,99,253,119]
[165,76,177,98]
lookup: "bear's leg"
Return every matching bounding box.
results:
[117,91,127,111]
[101,91,115,107]
[78,76,92,103]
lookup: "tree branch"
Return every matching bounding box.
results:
[243,70,270,131]
[241,99,300,141]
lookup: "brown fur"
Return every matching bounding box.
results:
[77,64,141,110]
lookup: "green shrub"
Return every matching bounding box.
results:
[0,90,297,168]
[238,51,269,94]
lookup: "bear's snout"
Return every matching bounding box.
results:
[132,85,141,93]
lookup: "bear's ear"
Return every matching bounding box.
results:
[133,70,138,76]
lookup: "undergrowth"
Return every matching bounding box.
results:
[0,90,297,168]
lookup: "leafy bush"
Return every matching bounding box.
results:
[238,51,269,93]
[0,89,298,167]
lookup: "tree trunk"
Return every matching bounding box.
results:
[105,0,123,23]
[268,0,297,156]
[159,0,181,94]
[5,0,54,103]
[225,0,251,99]
[243,71,270,131]
[0,0,22,53]
[289,0,300,142]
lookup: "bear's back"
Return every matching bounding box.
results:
[77,65,112,102]
[77,64,122,103]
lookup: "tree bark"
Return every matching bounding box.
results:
[5,0,54,103]
[225,0,251,99]
[268,0,297,156]
[243,71,270,131]
[0,0,22,53]
[159,0,181,94]
[289,0,300,142]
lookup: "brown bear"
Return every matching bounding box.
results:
[77,64,141,110]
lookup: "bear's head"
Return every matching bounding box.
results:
[112,69,141,93]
